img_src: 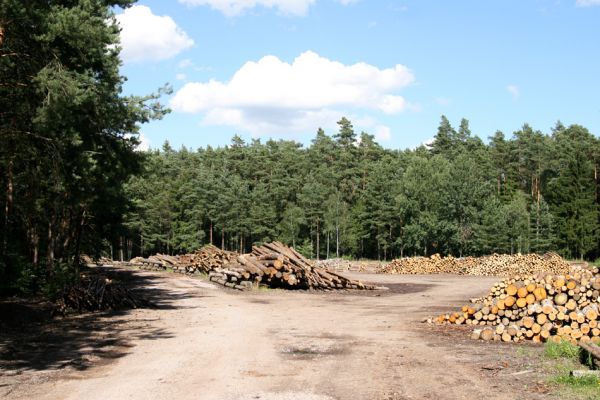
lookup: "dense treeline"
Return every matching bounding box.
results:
[1,2,598,296]
[123,117,600,262]
[0,0,165,294]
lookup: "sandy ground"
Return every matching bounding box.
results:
[0,269,560,400]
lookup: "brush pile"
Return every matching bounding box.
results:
[379,253,569,276]
[54,274,146,315]
[430,265,600,344]
[208,241,374,291]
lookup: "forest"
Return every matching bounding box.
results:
[123,117,599,263]
[1,1,599,295]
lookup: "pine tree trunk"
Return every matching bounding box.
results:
[2,159,13,254]
[326,231,329,259]
[47,216,56,275]
[209,221,213,245]
[73,209,85,269]
[316,219,320,261]
[119,236,124,262]
[221,228,224,250]
[336,224,340,258]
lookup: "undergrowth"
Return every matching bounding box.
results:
[543,340,600,399]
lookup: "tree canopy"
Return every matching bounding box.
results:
[122,116,600,262]
[0,0,166,293]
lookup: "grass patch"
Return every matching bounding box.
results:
[543,340,600,399]
[552,373,600,399]
[544,340,581,360]
[554,374,600,387]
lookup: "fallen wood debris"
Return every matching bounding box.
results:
[430,264,600,344]
[54,274,147,315]
[580,342,600,369]
[379,252,570,276]
[209,241,375,291]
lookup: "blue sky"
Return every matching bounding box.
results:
[115,0,600,150]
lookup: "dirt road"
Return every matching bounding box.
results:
[1,269,555,400]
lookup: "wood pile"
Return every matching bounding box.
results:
[208,241,375,291]
[430,265,600,344]
[129,245,237,274]
[185,245,238,274]
[54,274,146,315]
[315,258,353,272]
[379,252,570,276]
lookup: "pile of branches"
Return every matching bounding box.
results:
[209,241,375,291]
[54,274,147,315]
[430,264,600,344]
[379,253,570,276]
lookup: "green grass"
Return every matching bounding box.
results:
[554,374,600,387]
[551,373,600,399]
[544,340,581,360]
[543,340,600,399]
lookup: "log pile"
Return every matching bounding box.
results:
[54,274,146,315]
[379,253,570,276]
[208,241,375,291]
[185,245,238,274]
[130,245,237,274]
[315,258,353,272]
[430,265,600,344]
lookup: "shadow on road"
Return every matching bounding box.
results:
[0,266,202,373]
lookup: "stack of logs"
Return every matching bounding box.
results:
[430,264,600,344]
[379,253,570,276]
[130,245,237,273]
[208,241,374,291]
[183,245,237,274]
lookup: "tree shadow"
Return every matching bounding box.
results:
[0,266,206,373]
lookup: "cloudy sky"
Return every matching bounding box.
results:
[116,0,600,150]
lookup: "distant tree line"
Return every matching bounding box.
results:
[1,1,598,296]
[123,116,600,262]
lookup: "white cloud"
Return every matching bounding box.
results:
[375,126,392,142]
[171,51,414,135]
[137,133,151,151]
[507,84,520,99]
[116,6,194,63]
[176,73,187,80]
[125,133,151,151]
[433,97,450,106]
[178,59,194,69]
[179,0,316,16]
[576,0,600,6]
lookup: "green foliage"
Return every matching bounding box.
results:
[544,340,581,360]
[121,116,599,262]
[0,0,167,294]
[553,374,600,388]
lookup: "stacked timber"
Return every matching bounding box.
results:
[379,253,570,276]
[186,245,238,274]
[209,241,374,291]
[129,254,178,271]
[430,265,600,344]
[315,258,352,272]
[129,245,237,274]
